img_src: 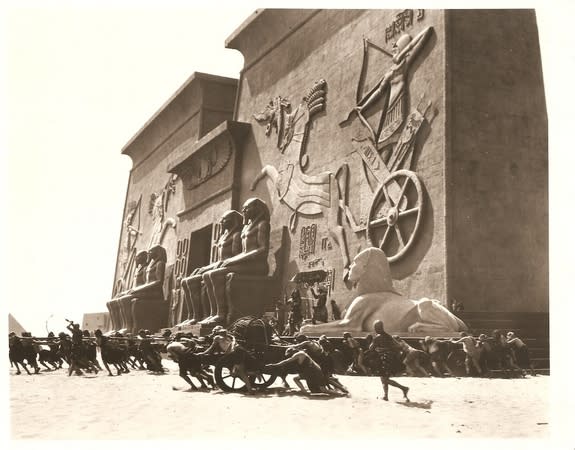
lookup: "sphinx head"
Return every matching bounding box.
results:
[348,247,394,295]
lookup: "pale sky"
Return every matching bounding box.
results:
[1,0,574,339]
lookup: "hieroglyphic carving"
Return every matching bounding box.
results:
[148,174,178,247]
[169,237,189,326]
[299,224,317,260]
[325,268,335,295]
[252,80,353,279]
[385,10,425,43]
[307,257,323,268]
[320,237,332,251]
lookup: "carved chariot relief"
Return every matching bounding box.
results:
[342,25,436,263]
[252,79,353,279]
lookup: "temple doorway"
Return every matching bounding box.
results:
[187,224,213,274]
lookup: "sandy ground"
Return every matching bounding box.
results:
[8,359,550,441]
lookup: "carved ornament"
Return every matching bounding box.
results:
[180,139,232,190]
[342,26,435,263]
[251,80,352,279]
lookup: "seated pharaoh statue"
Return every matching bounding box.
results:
[130,244,168,333]
[107,250,148,331]
[301,247,467,334]
[180,210,243,325]
[200,197,271,326]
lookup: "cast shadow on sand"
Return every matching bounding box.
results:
[206,386,345,400]
[396,399,433,409]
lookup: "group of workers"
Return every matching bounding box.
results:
[9,317,536,402]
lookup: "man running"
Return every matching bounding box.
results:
[371,320,409,401]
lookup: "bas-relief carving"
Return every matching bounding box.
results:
[252,80,352,279]
[343,26,433,147]
[384,9,425,43]
[301,247,467,334]
[148,174,178,248]
[299,224,317,260]
[113,196,143,297]
[342,26,435,263]
[179,139,233,190]
[169,237,189,327]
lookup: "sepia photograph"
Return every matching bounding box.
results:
[2,0,573,447]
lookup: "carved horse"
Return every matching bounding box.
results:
[251,79,352,279]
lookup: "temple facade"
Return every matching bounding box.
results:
[107,9,547,334]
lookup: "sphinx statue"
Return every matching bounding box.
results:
[301,247,467,334]
[180,210,243,325]
[107,250,148,331]
[200,198,271,325]
[130,244,168,333]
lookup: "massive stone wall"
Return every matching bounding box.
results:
[446,10,548,312]
[230,9,450,312]
[112,73,237,298]
[109,9,548,328]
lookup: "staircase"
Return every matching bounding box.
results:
[455,311,549,373]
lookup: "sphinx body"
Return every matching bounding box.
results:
[301,247,467,334]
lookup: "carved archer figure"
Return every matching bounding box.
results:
[344,26,433,147]
[180,210,243,325]
[200,198,271,326]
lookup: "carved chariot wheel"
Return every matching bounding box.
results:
[366,169,424,263]
[214,360,277,392]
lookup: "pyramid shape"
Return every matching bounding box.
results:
[8,313,26,335]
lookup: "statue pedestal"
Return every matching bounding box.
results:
[131,299,168,334]
[225,273,279,325]
[169,322,216,337]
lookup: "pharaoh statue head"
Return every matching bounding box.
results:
[148,245,167,263]
[220,210,243,232]
[135,250,148,266]
[241,197,270,225]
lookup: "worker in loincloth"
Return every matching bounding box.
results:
[200,328,257,393]
[370,320,410,401]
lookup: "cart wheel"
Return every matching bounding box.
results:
[214,362,247,392]
[366,169,424,262]
[250,372,277,389]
